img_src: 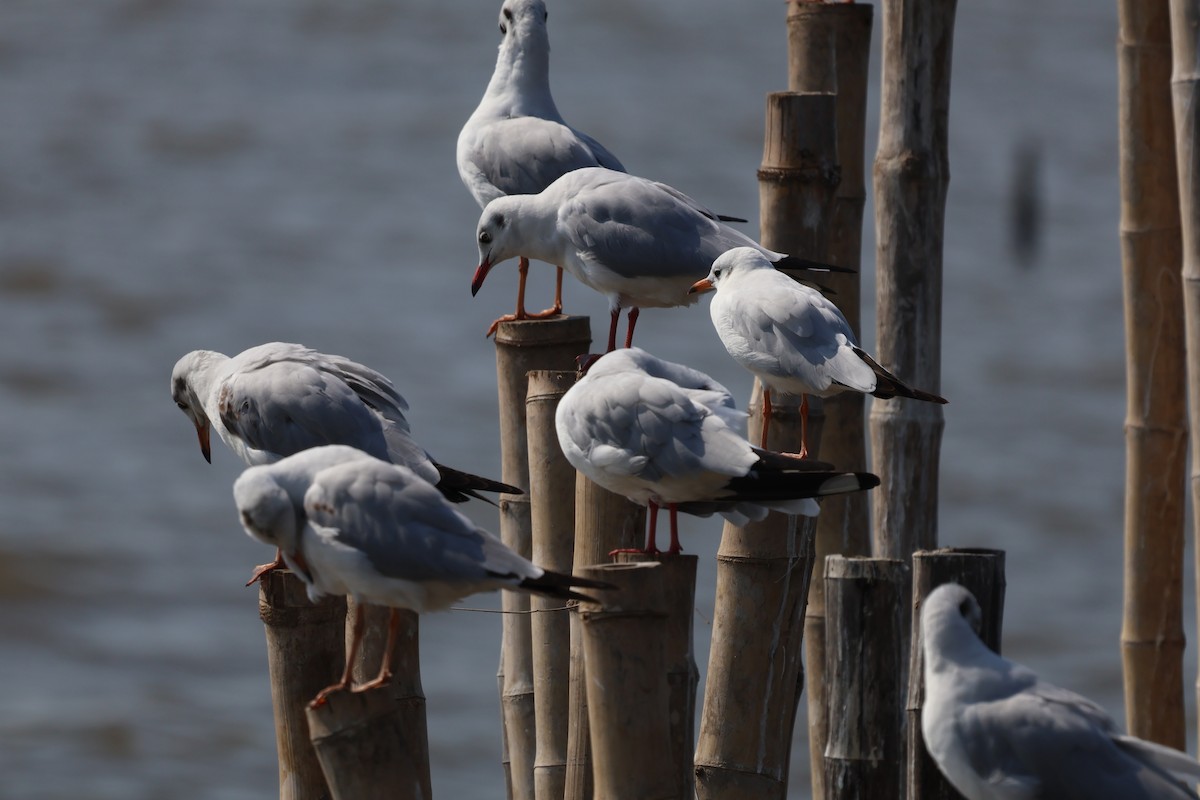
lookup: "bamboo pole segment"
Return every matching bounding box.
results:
[526,369,579,800]
[869,0,956,561]
[258,570,345,800]
[578,562,675,800]
[494,316,592,800]
[694,90,837,800]
[786,7,875,797]
[615,552,699,800]
[906,548,1005,800]
[822,556,908,798]
[564,477,644,800]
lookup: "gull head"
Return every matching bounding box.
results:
[472,199,522,297]
[498,0,548,38]
[233,467,300,554]
[171,350,225,464]
[689,246,772,295]
[921,583,985,657]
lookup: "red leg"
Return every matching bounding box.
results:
[666,504,682,554]
[527,264,565,319]
[311,602,365,707]
[609,500,660,555]
[486,257,537,337]
[798,394,809,459]
[354,608,400,692]
[246,547,286,586]
[623,307,640,349]
[606,308,620,352]
[760,388,773,447]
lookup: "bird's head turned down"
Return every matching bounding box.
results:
[471,202,519,296]
[688,246,770,296]
[170,350,223,464]
[922,583,985,640]
[498,0,548,37]
[232,468,299,553]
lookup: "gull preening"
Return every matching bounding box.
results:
[472,167,849,353]
[171,342,517,582]
[457,0,626,333]
[233,445,611,705]
[554,347,879,553]
[690,247,946,457]
[921,583,1200,799]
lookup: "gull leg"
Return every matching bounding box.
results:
[799,394,809,459]
[311,602,365,707]
[606,308,620,352]
[486,257,535,337]
[760,389,773,447]
[528,264,566,319]
[354,608,401,693]
[246,547,286,586]
[623,307,640,349]
[666,504,682,554]
[610,500,661,555]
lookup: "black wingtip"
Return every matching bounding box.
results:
[716,214,749,223]
[518,569,617,603]
[773,254,857,274]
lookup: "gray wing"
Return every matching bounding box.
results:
[957,684,1199,799]
[558,171,761,280]
[304,461,534,584]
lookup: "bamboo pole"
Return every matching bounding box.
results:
[869,0,956,561]
[494,316,592,800]
[578,562,675,800]
[258,570,345,800]
[615,552,699,800]
[822,556,908,798]
[1166,0,1200,753]
[694,91,837,800]
[786,7,875,797]
[564,477,644,800]
[906,548,1005,800]
[526,370,579,800]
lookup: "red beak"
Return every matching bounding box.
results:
[688,278,715,295]
[196,422,212,464]
[471,258,493,297]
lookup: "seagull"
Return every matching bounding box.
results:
[233,445,612,705]
[689,247,946,458]
[457,0,626,335]
[171,342,518,582]
[921,583,1200,799]
[471,167,848,353]
[554,347,879,554]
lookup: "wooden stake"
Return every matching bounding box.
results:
[578,562,675,800]
[786,7,875,797]
[823,556,908,798]
[1122,0,1189,749]
[869,0,955,560]
[526,370,579,800]
[906,548,1005,800]
[258,570,344,800]
[564,476,644,800]
[494,317,592,800]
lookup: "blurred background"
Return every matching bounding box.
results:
[1,1,1184,798]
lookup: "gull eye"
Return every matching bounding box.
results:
[958,598,973,618]
[176,400,188,410]
[503,7,513,19]
[713,269,722,279]
[479,231,492,245]
[544,10,548,21]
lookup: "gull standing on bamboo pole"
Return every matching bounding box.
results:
[171,342,518,581]
[471,167,850,354]
[554,347,879,553]
[233,445,612,706]
[920,583,1200,800]
[457,0,626,335]
[690,247,946,458]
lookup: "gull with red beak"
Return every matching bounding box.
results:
[471,166,847,353]
[689,247,946,458]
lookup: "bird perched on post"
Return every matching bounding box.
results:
[920,583,1200,800]
[170,342,517,582]
[233,445,610,706]
[457,0,626,335]
[690,247,946,458]
[554,347,879,554]
[472,167,850,354]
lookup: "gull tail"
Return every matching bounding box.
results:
[773,253,857,274]
[517,569,616,604]
[432,462,522,506]
[853,347,949,404]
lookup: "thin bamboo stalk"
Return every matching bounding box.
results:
[578,562,675,800]
[694,90,837,800]
[564,476,644,800]
[258,570,345,800]
[786,7,875,797]
[614,552,699,800]
[906,548,1005,800]
[526,370,578,800]
[823,556,908,798]
[494,317,592,800]
[869,0,956,561]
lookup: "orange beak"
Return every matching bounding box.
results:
[688,278,715,295]
[471,257,493,297]
[196,422,212,464]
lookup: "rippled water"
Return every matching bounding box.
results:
[1,1,1185,798]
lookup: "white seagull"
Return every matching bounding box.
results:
[171,342,517,582]
[921,583,1200,800]
[554,347,879,554]
[690,247,946,458]
[234,445,610,705]
[471,167,848,353]
[457,0,626,334]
